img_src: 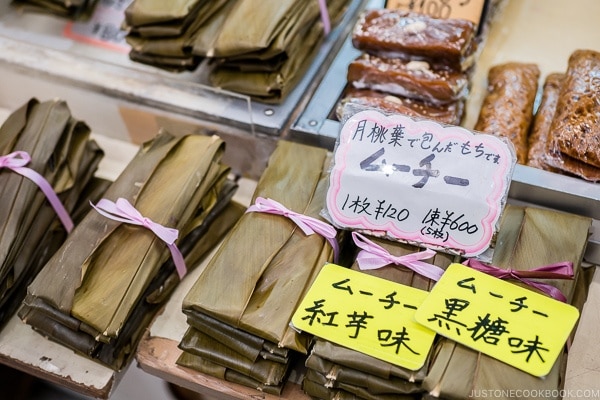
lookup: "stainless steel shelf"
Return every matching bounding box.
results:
[0,0,367,137]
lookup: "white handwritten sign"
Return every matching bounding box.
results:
[326,110,515,257]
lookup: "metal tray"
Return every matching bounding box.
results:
[0,0,367,136]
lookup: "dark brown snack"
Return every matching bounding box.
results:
[352,9,478,71]
[347,53,470,105]
[474,62,540,164]
[526,73,564,172]
[337,88,465,125]
[549,49,600,168]
[544,151,600,182]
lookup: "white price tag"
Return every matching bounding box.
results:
[326,110,516,256]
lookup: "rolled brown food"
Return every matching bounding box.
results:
[351,9,478,71]
[526,73,564,172]
[548,49,600,168]
[474,62,540,164]
[337,88,465,126]
[347,53,470,105]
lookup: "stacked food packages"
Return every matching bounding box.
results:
[123,0,348,103]
[302,234,458,400]
[338,9,479,126]
[19,131,241,370]
[0,98,105,329]
[177,140,340,394]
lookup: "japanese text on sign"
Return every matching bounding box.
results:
[326,110,515,257]
[291,263,436,371]
[385,0,487,27]
[414,263,579,377]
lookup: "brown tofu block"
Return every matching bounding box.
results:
[347,53,470,105]
[352,9,477,71]
[337,88,465,126]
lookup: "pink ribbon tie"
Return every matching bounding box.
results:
[463,258,573,302]
[1,151,73,232]
[352,232,444,281]
[246,197,340,263]
[318,0,331,35]
[91,198,187,279]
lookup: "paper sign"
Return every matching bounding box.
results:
[63,0,133,53]
[385,0,487,27]
[415,263,579,377]
[291,263,436,371]
[326,110,515,257]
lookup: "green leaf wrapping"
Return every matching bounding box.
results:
[0,98,104,328]
[19,131,240,370]
[182,140,335,353]
[422,204,592,400]
[177,140,339,392]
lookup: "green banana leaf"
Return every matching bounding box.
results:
[305,369,419,400]
[306,237,459,393]
[182,140,335,353]
[182,309,289,363]
[209,0,306,58]
[125,0,231,59]
[177,351,285,395]
[0,177,110,327]
[306,352,423,395]
[124,0,204,30]
[19,131,239,370]
[0,98,103,328]
[209,0,347,103]
[179,327,289,386]
[422,204,592,400]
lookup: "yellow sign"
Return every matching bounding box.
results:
[415,263,579,377]
[291,263,436,371]
[385,0,487,27]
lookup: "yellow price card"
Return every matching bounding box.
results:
[291,263,436,371]
[414,263,579,377]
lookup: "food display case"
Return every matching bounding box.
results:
[291,0,600,265]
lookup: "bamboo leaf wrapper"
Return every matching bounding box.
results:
[19,131,239,370]
[0,98,103,328]
[177,140,338,392]
[303,237,459,400]
[182,140,335,352]
[422,205,592,400]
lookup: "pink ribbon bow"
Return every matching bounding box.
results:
[246,197,339,263]
[318,0,331,35]
[1,151,73,232]
[463,258,574,302]
[352,232,444,281]
[91,198,187,279]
